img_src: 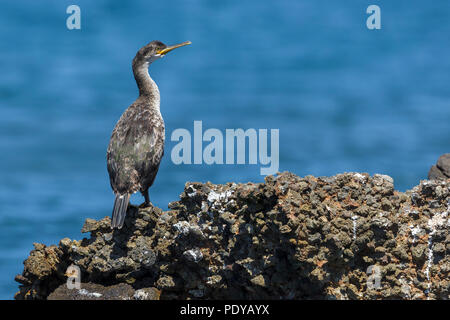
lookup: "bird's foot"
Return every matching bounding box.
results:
[139,201,152,208]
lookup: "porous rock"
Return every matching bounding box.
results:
[15,172,450,300]
[429,154,450,180]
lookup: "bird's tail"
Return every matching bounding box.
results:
[111,193,130,229]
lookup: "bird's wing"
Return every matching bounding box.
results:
[107,105,165,193]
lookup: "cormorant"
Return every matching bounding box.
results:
[107,40,191,229]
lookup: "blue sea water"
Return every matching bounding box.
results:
[0,0,449,299]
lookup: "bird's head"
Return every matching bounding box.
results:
[133,40,191,67]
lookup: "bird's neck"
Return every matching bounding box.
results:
[132,62,160,105]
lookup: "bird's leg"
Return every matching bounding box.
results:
[140,189,151,208]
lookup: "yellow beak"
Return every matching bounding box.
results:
[157,41,191,55]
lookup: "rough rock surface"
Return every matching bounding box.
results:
[429,154,450,180]
[47,282,160,300]
[15,172,450,300]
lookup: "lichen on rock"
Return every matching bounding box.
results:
[14,172,450,300]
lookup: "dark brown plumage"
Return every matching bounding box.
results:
[107,40,191,229]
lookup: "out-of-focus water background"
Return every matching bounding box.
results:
[0,0,449,299]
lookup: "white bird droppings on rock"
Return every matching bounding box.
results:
[78,289,102,298]
[183,248,203,263]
